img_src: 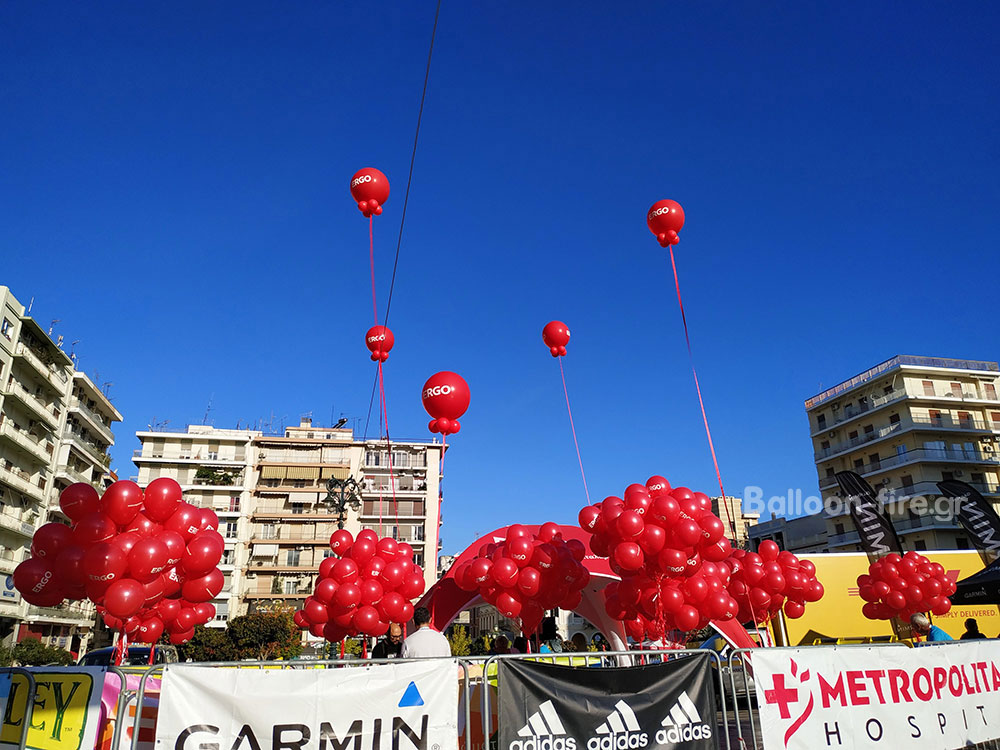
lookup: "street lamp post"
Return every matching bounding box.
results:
[325,475,362,529]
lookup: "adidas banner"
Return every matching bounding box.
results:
[497,656,716,750]
[154,661,458,750]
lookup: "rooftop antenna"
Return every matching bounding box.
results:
[27,297,33,314]
[48,319,60,337]
[203,393,214,424]
[70,340,81,364]
[103,382,114,399]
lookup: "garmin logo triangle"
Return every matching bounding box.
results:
[398,681,424,707]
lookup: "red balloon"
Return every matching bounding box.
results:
[83,543,128,585]
[111,531,141,557]
[59,483,101,521]
[31,522,73,559]
[380,592,407,622]
[496,591,522,618]
[173,608,198,632]
[784,601,805,619]
[650,497,680,526]
[332,558,359,584]
[129,537,171,582]
[315,578,340,605]
[104,579,145,618]
[101,480,145,526]
[13,558,62,605]
[181,569,224,602]
[54,545,88,588]
[165,504,202,541]
[646,200,685,247]
[542,321,570,357]
[158,530,186,566]
[578,505,601,532]
[181,533,223,578]
[376,537,398,561]
[380,561,406,590]
[930,596,951,616]
[350,538,377,565]
[399,572,425,600]
[365,325,395,362]
[304,598,329,624]
[616,511,645,540]
[143,478,183,522]
[169,628,195,645]
[758,540,780,561]
[199,508,220,532]
[470,558,493,584]
[73,513,117,547]
[125,512,160,538]
[421,372,471,435]
[194,602,216,624]
[674,518,702,547]
[504,536,534,566]
[645,475,672,498]
[353,605,381,635]
[699,516,725,545]
[675,604,700,631]
[137,617,165,643]
[158,598,181,623]
[141,575,166,606]
[350,168,390,217]
[491,558,519,588]
[614,542,644,571]
[329,529,354,556]
[334,582,361,609]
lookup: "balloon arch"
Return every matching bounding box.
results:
[416,524,757,651]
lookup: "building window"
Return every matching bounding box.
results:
[287,549,300,566]
[957,411,972,428]
[922,380,935,396]
[914,539,927,551]
[900,475,914,488]
[889,413,900,425]
[224,521,238,538]
[820,440,830,451]
[284,580,298,595]
[229,497,241,512]
[849,430,858,441]
[863,424,874,436]
[951,382,963,397]
[817,414,826,430]
[853,458,864,469]
[986,384,997,400]
[896,445,907,456]
[825,467,835,478]
[834,523,845,536]
[956,537,969,550]
[262,524,277,540]
[291,503,305,514]
[0,318,12,340]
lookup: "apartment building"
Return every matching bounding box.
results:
[805,355,1000,553]
[748,515,828,554]
[711,496,759,548]
[133,426,259,627]
[133,417,443,621]
[245,418,442,614]
[1,286,122,651]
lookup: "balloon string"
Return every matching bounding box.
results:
[558,358,590,505]
[369,215,378,326]
[377,359,399,531]
[668,247,734,539]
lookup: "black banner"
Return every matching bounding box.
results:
[498,655,716,750]
[835,471,902,560]
[939,480,1000,562]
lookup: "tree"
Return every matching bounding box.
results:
[11,637,74,666]
[447,626,473,657]
[178,625,237,662]
[227,612,302,661]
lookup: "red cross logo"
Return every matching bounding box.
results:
[765,673,800,719]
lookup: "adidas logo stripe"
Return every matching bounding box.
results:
[595,701,641,735]
[518,701,567,737]
[659,691,703,727]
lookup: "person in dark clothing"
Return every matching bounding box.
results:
[372,623,404,658]
[961,618,986,640]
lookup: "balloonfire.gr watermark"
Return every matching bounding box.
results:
[742,486,963,521]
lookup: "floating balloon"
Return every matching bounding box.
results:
[646,200,685,248]
[350,168,390,217]
[422,371,471,436]
[858,551,950,622]
[365,325,394,362]
[542,321,570,357]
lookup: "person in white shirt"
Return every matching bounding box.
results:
[401,606,451,658]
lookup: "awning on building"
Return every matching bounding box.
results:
[286,466,320,480]
[252,544,279,557]
[321,466,351,480]
[260,466,287,480]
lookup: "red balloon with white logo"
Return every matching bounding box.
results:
[452,523,589,637]
[647,199,685,248]
[365,325,394,362]
[295,529,426,643]
[15,480,225,656]
[350,168,390,218]
[421,371,471,436]
[542,321,570,358]
[726,541,824,624]
[857,551,952,622]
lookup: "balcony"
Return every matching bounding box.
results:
[14,343,67,393]
[0,556,20,575]
[55,464,95,486]
[26,602,95,623]
[133,450,247,464]
[909,414,991,431]
[70,398,115,443]
[828,530,861,548]
[0,508,36,538]
[360,500,426,517]
[4,381,59,428]
[856,447,1000,476]
[0,462,47,504]
[815,414,996,462]
[0,418,53,464]
[63,429,109,468]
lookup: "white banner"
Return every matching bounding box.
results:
[154,661,459,750]
[753,642,1000,749]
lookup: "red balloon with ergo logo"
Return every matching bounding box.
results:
[421,371,470,436]
[365,325,394,362]
[647,199,685,248]
[350,168,390,218]
[542,321,570,357]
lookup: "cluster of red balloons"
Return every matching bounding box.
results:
[579,476,737,638]
[350,168,390,218]
[421,371,470,436]
[365,325,394,362]
[14,480,224,645]
[452,523,590,635]
[294,529,426,642]
[646,199,685,248]
[542,321,570,357]
[726,541,824,623]
[857,551,953,621]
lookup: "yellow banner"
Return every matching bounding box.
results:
[786,550,1000,644]
[1,669,103,750]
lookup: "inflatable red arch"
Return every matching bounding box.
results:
[416,524,756,650]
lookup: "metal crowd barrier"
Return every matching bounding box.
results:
[0,665,128,750]
[481,649,730,750]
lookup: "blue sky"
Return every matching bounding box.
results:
[3,2,999,556]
